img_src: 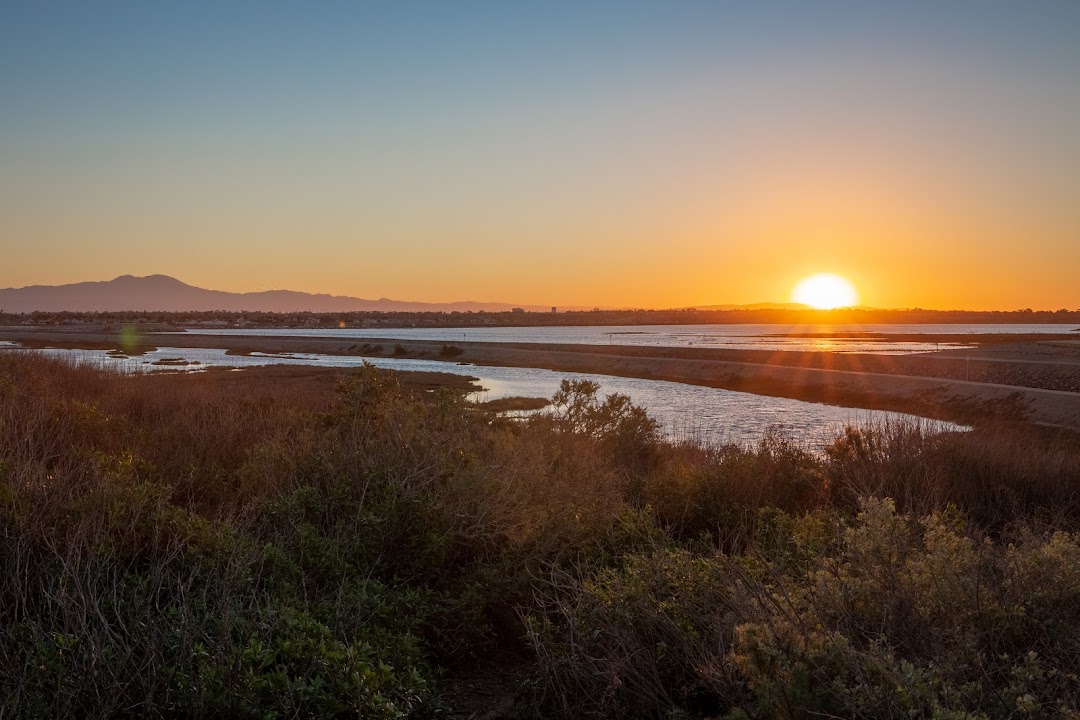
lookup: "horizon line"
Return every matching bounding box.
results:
[0,273,1077,315]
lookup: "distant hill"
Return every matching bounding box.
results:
[0,275,562,313]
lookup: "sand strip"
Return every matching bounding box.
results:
[2,327,1078,429]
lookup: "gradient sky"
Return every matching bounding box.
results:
[2,1,1078,309]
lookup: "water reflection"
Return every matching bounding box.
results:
[4,345,967,448]
[176,322,1072,354]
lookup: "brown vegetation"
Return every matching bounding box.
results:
[3,328,1079,426]
[1,352,1079,718]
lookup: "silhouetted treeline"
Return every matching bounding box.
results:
[2,306,1079,328]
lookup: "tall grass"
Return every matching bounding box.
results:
[1,352,1079,718]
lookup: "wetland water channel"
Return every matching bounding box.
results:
[10,344,967,447]
[180,323,1078,354]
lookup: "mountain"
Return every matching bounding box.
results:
[0,275,559,313]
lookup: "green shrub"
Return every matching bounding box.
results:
[528,498,1080,719]
[3,353,1080,718]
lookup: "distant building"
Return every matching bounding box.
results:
[511,307,525,313]
[551,306,557,313]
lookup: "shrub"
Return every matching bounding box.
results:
[4,352,1080,718]
[527,499,1080,719]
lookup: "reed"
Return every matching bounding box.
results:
[1,352,1078,718]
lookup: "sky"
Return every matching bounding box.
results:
[2,1,1078,310]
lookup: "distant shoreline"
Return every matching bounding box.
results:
[4,303,1080,332]
[2,326,1079,431]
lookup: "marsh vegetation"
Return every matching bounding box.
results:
[1,353,1079,718]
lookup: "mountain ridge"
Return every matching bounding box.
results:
[0,275,565,313]
[0,275,868,314]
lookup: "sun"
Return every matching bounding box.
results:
[792,273,858,309]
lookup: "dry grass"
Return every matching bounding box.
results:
[2,351,1079,718]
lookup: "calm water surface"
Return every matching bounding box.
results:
[12,345,966,447]
[180,323,1077,354]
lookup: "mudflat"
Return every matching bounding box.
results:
[3,326,1080,430]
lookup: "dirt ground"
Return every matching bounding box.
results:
[3,326,1079,430]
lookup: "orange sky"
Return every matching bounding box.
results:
[2,3,1078,310]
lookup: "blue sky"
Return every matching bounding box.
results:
[3,1,1079,308]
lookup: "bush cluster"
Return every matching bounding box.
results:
[1,353,1079,718]
[530,500,1080,719]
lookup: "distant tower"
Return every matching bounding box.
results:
[551,306,557,313]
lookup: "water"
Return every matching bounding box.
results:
[7,345,966,448]
[178,323,1076,354]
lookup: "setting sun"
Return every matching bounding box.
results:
[792,274,858,309]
